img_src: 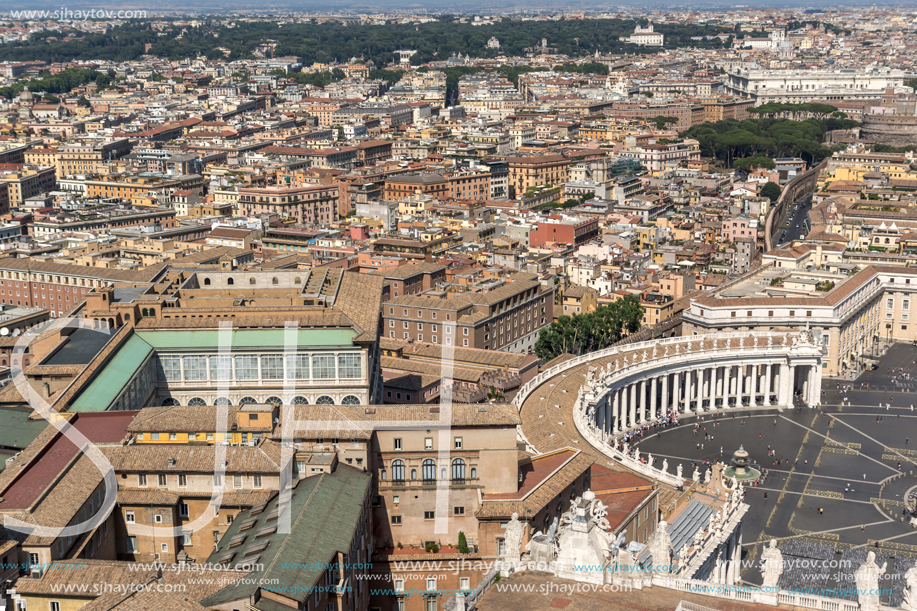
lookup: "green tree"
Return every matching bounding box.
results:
[77,96,90,107]
[733,156,775,171]
[534,295,643,362]
[650,116,679,130]
[761,181,782,202]
[458,532,469,554]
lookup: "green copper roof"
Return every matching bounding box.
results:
[203,466,370,606]
[69,334,154,412]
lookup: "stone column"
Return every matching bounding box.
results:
[745,365,753,407]
[707,367,716,410]
[789,364,797,404]
[650,375,658,421]
[685,369,693,412]
[764,363,773,407]
[661,373,669,418]
[778,362,789,407]
[673,371,681,412]
[639,379,647,423]
[629,383,636,427]
[811,360,823,406]
[612,389,621,432]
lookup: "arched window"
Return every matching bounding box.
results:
[292,396,309,405]
[380,469,387,481]
[238,397,257,406]
[422,459,436,482]
[188,397,206,406]
[272,277,279,285]
[294,277,302,284]
[265,396,283,406]
[249,278,256,285]
[341,395,360,405]
[203,278,211,286]
[227,278,234,286]
[470,468,477,480]
[316,396,335,405]
[161,397,180,406]
[452,458,466,481]
[214,397,232,406]
[392,460,405,482]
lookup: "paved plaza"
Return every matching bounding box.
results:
[634,342,917,587]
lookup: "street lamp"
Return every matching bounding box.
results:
[886,323,892,352]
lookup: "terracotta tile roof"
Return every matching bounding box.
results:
[0,257,166,283]
[13,559,160,595]
[127,405,243,432]
[272,403,520,440]
[102,440,287,474]
[116,487,179,506]
[380,337,536,370]
[476,450,595,519]
[335,271,384,342]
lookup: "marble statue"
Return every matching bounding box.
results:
[664,346,669,357]
[503,512,526,564]
[768,335,773,347]
[647,453,653,466]
[677,464,683,480]
[855,551,887,611]
[525,517,559,566]
[652,346,657,358]
[662,458,669,473]
[692,467,700,483]
[634,449,640,462]
[902,565,917,611]
[647,521,674,572]
[704,468,711,484]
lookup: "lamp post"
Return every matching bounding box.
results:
[886,323,892,352]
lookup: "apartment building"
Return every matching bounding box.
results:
[507,154,570,199]
[382,272,554,353]
[0,165,56,208]
[238,184,339,225]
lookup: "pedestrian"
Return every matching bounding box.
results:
[862,524,865,531]
[764,492,768,499]
[774,419,777,426]
[864,473,867,480]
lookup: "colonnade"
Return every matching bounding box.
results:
[593,360,820,437]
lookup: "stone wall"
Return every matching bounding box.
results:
[860,114,917,147]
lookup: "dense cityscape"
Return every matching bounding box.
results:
[0,6,915,611]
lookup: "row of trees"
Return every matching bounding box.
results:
[533,295,644,362]
[0,17,733,66]
[748,102,839,119]
[0,67,108,100]
[681,116,859,168]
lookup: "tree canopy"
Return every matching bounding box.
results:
[0,68,105,100]
[650,116,680,130]
[534,295,643,362]
[680,116,857,167]
[761,181,782,202]
[0,17,732,66]
[733,156,776,171]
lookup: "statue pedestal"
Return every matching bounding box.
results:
[758,591,779,606]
